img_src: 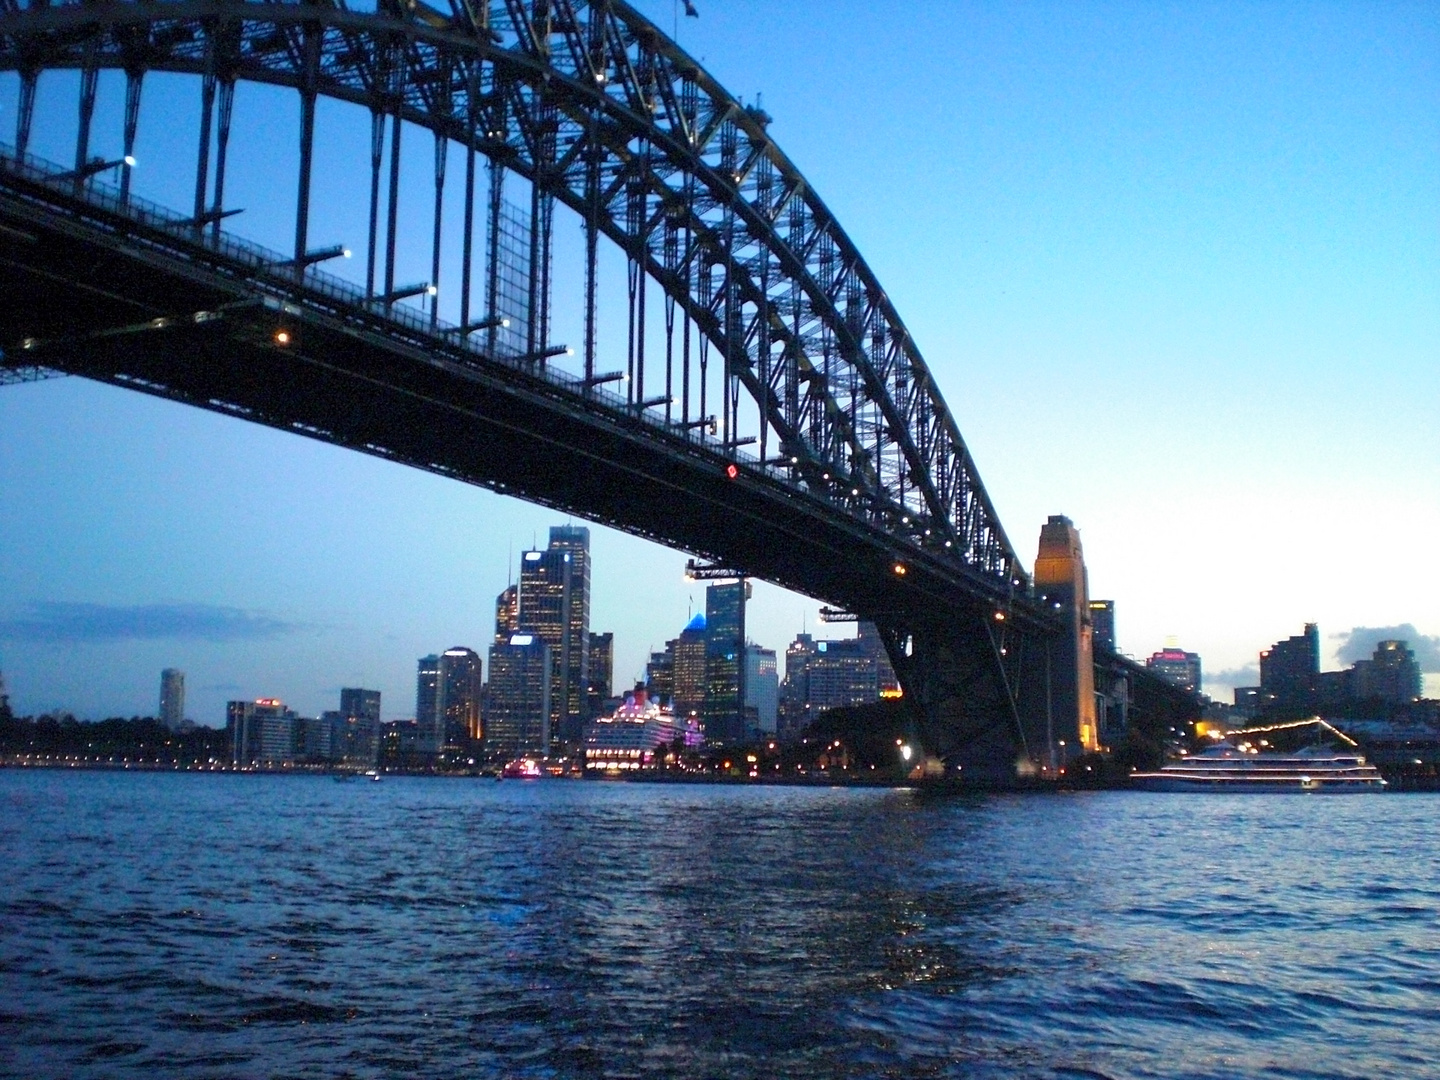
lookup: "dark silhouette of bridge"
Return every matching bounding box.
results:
[0,0,1196,781]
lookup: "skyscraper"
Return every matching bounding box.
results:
[744,644,779,736]
[159,668,185,730]
[1145,647,1202,695]
[485,633,553,755]
[518,526,591,747]
[439,647,483,749]
[779,633,816,741]
[704,580,749,744]
[1351,640,1423,703]
[673,613,708,721]
[1260,624,1319,716]
[337,687,382,766]
[647,645,676,701]
[494,584,519,645]
[587,631,614,714]
[1089,601,1117,654]
[857,621,898,694]
[415,654,442,754]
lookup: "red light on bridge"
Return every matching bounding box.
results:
[725,463,738,479]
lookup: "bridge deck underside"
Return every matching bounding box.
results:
[0,181,1016,636]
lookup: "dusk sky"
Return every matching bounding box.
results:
[2,0,1436,724]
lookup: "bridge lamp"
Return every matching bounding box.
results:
[899,744,913,763]
[994,611,1006,622]
[60,155,137,182]
[893,563,907,576]
[274,330,291,346]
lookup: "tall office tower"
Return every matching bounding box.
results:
[337,687,382,766]
[415,654,442,754]
[587,631,614,714]
[486,633,553,755]
[744,644,779,736]
[1033,515,1099,757]
[1259,623,1319,716]
[438,647,483,749]
[805,638,879,710]
[704,580,750,743]
[1089,601,1117,654]
[673,614,708,721]
[1351,640,1423,703]
[856,621,899,694]
[159,668,185,730]
[494,584,519,645]
[647,644,676,701]
[227,698,296,766]
[779,633,816,740]
[1145,647,1202,695]
[518,526,591,748]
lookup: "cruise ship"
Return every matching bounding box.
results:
[1132,742,1387,793]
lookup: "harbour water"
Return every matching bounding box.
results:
[2,770,1437,1079]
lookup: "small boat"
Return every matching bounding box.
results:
[501,758,543,779]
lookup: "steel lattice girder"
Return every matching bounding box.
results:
[0,0,1027,592]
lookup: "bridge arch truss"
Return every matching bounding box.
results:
[2,0,1027,597]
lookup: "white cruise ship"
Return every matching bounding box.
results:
[1132,742,1387,793]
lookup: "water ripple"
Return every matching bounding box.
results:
[2,773,1438,1078]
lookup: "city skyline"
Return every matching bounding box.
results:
[2,0,1437,721]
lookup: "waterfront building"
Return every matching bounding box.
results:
[1089,601,1117,654]
[438,647,483,750]
[228,698,296,767]
[415,654,442,754]
[159,668,185,730]
[485,632,553,756]
[704,580,749,744]
[337,687,382,766]
[1145,647,1202,695]
[518,526,591,748]
[302,713,338,761]
[1260,624,1320,715]
[744,644,779,736]
[1351,640,1423,704]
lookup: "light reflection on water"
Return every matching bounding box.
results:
[1,772,1437,1078]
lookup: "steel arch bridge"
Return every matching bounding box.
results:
[0,0,1124,775]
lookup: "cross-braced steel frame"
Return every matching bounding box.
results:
[0,0,1027,590]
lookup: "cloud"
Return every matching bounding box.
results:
[1333,625,1440,672]
[0,602,301,644]
[1205,664,1259,689]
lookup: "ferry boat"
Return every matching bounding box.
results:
[1132,743,1387,793]
[500,758,543,779]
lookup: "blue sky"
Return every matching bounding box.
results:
[2,0,1437,722]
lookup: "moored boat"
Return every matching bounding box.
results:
[1132,742,1386,793]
